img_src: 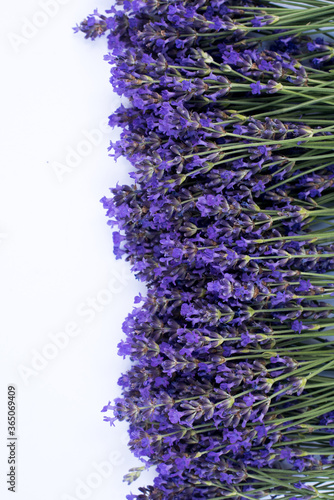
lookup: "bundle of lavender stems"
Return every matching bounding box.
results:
[76,0,334,498]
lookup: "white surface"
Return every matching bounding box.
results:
[0,1,153,499]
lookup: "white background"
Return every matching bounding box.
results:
[0,1,155,499]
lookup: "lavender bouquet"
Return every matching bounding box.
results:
[76,0,334,498]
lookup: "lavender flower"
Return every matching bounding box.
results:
[77,0,334,497]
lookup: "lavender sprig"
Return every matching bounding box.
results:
[77,0,334,498]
